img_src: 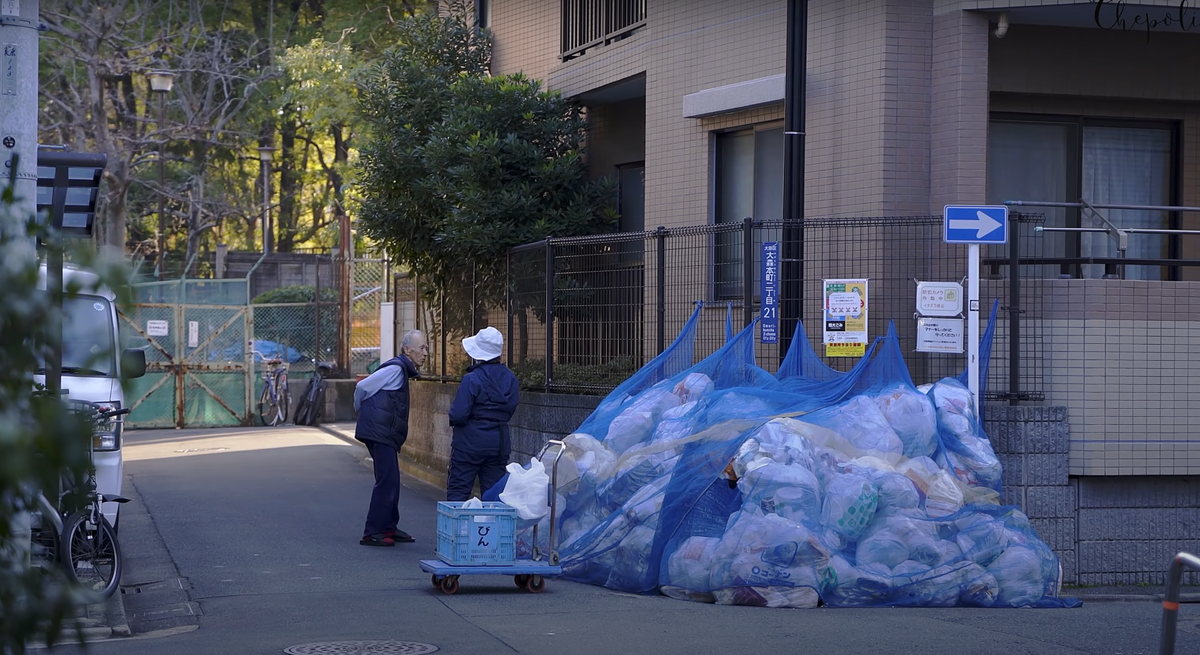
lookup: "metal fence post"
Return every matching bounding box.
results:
[656,227,667,355]
[246,303,255,425]
[545,239,554,392]
[743,217,754,328]
[440,287,447,378]
[314,255,322,363]
[507,251,514,366]
[1009,216,1022,406]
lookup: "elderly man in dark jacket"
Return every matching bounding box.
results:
[447,327,520,502]
[355,329,427,546]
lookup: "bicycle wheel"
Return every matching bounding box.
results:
[277,372,290,424]
[31,516,60,569]
[293,393,312,426]
[62,510,122,600]
[257,381,278,426]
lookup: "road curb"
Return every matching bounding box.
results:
[100,589,131,637]
[317,423,447,492]
[1065,592,1200,603]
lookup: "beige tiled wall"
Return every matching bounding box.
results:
[486,0,1200,476]
[488,0,560,81]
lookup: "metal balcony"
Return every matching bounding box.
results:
[561,0,646,60]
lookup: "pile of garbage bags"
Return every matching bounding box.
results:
[504,304,1077,609]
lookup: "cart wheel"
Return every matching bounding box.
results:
[440,575,459,595]
[525,575,545,593]
[514,574,530,588]
[431,574,441,588]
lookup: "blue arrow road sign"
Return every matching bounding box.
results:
[943,205,1008,244]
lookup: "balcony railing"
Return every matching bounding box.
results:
[561,0,647,60]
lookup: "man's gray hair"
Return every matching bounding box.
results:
[400,329,425,351]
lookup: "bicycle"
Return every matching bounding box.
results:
[251,341,290,426]
[31,400,130,600]
[293,359,334,427]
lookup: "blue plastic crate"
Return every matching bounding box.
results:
[436,501,517,566]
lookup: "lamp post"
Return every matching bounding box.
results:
[257,146,275,254]
[148,70,174,280]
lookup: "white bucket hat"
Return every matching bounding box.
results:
[462,326,504,362]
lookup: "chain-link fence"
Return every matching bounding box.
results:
[121,255,393,428]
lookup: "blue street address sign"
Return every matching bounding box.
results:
[943,205,1008,244]
[761,241,779,344]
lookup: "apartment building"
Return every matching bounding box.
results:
[480,0,1200,585]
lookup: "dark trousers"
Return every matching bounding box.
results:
[446,447,508,502]
[363,441,400,537]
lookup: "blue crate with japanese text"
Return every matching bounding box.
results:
[436,501,518,566]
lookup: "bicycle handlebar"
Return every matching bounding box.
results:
[248,341,285,366]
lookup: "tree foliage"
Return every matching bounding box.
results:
[0,182,130,653]
[37,0,429,273]
[355,5,616,327]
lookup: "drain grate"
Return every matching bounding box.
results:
[284,641,438,655]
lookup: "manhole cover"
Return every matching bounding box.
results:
[284,641,438,655]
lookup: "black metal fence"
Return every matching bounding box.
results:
[502,215,1047,397]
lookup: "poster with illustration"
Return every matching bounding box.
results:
[823,278,867,357]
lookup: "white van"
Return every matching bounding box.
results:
[37,263,146,529]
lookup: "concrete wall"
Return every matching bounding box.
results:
[988,404,1200,586]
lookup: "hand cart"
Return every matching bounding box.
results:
[420,439,567,594]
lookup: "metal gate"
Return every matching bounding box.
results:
[120,302,251,428]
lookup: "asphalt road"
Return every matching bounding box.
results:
[54,426,1200,655]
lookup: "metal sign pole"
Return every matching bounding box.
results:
[944,204,1008,417]
[968,243,980,416]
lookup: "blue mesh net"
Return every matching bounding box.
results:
[516,303,1077,609]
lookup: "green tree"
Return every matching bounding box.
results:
[355,4,616,339]
[0,182,129,652]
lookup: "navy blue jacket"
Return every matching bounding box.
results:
[354,355,419,452]
[449,361,520,456]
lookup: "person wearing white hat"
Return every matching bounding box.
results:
[446,326,520,501]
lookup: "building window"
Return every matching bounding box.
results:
[561,0,647,61]
[475,0,490,29]
[714,124,783,299]
[987,116,1178,280]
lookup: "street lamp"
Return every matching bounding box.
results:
[148,70,174,280]
[257,146,275,254]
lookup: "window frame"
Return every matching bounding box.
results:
[989,112,1181,280]
[711,121,784,301]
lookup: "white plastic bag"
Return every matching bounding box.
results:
[666,536,720,592]
[987,545,1045,607]
[929,378,979,440]
[604,386,683,453]
[462,497,483,509]
[873,384,939,459]
[738,462,822,523]
[820,473,879,541]
[672,372,714,404]
[813,396,905,464]
[499,458,550,520]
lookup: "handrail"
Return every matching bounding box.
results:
[1005,200,1200,213]
[1159,551,1200,655]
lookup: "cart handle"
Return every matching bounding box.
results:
[534,439,567,565]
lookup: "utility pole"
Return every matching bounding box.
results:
[780,0,808,362]
[0,0,38,570]
[0,0,40,255]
